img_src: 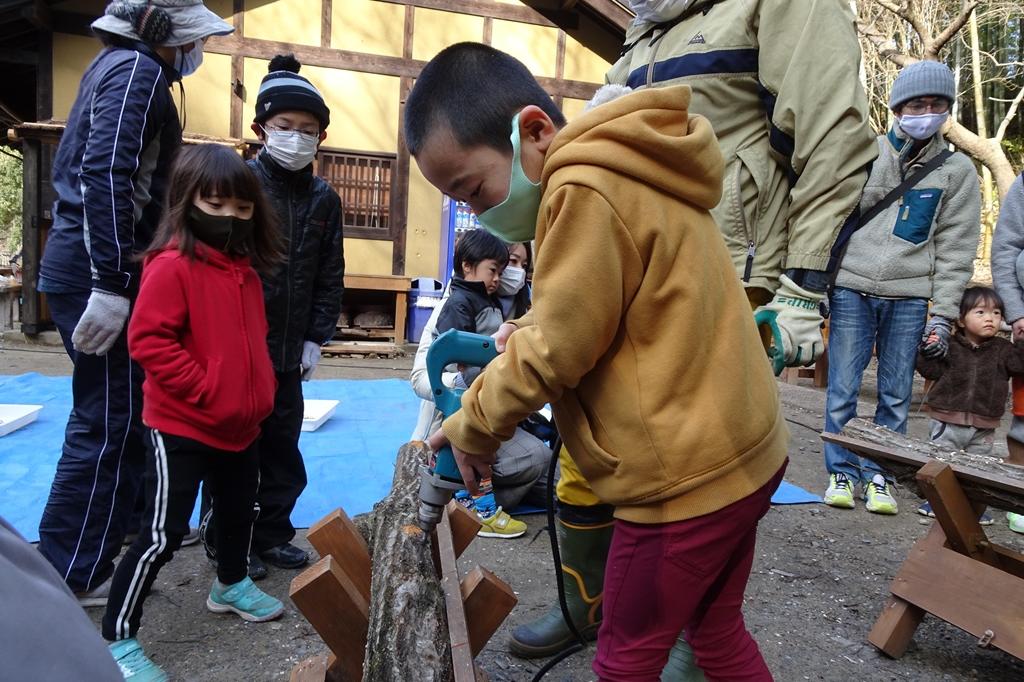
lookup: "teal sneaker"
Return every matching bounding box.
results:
[1009,512,1024,534]
[823,473,855,509]
[206,577,285,622]
[863,474,898,515]
[108,638,167,681]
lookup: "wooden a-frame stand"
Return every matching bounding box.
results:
[824,420,1024,662]
[286,443,517,681]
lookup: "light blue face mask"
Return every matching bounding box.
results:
[476,113,542,243]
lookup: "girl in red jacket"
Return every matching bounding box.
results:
[101,144,285,678]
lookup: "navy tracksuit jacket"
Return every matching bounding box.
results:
[37,41,183,591]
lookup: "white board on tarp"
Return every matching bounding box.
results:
[302,399,340,432]
[0,404,43,437]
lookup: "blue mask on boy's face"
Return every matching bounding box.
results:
[476,113,542,243]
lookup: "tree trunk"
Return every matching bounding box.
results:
[944,122,1018,198]
[968,11,995,224]
[836,418,1024,515]
[362,442,452,681]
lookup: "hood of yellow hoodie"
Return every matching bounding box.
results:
[542,85,723,211]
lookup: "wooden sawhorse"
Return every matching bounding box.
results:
[824,421,1024,661]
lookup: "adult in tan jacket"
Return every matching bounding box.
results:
[406,42,788,679]
[512,0,878,667]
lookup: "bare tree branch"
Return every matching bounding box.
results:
[932,1,980,56]
[993,85,1024,144]
[858,21,914,67]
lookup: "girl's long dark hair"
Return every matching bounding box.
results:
[146,144,282,272]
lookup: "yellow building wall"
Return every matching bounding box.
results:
[412,8,484,62]
[52,33,101,120]
[562,97,591,122]
[405,162,444,279]
[491,19,559,78]
[184,52,232,139]
[244,0,320,46]
[331,0,404,55]
[564,40,610,83]
[344,238,393,275]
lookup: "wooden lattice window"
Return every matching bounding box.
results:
[317,150,395,240]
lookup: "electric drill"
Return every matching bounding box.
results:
[416,329,499,534]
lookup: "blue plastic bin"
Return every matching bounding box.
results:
[407,278,445,343]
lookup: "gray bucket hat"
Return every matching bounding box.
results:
[92,1,234,47]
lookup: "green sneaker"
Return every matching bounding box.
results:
[1009,512,1024,534]
[478,507,527,539]
[863,474,898,515]
[109,638,167,681]
[823,473,855,509]
[206,577,285,622]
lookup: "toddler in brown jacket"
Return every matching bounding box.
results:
[916,286,1024,519]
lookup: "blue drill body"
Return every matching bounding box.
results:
[416,329,498,532]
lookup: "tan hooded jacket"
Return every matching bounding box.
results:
[443,87,788,523]
[605,0,877,292]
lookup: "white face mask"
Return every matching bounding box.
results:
[174,40,204,78]
[497,266,527,296]
[262,128,319,171]
[628,0,696,24]
[897,112,948,141]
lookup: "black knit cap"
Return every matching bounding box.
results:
[254,54,330,130]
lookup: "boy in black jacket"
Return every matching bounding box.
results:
[202,54,345,577]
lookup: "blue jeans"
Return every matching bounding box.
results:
[823,288,928,482]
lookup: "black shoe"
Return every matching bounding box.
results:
[208,552,268,581]
[248,552,269,581]
[258,542,310,569]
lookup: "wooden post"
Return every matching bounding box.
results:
[289,556,369,682]
[20,138,42,334]
[915,460,997,564]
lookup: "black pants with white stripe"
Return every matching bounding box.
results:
[202,368,306,553]
[102,429,259,641]
[39,290,146,593]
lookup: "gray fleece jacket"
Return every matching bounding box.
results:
[835,127,980,319]
[991,174,1024,322]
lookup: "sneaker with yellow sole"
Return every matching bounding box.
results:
[1008,512,1024,534]
[478,507,527,539]
[863,474,898,515]
[823,473,855,509]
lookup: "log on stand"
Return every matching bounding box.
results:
[290,441,515,681]
[834,418,1024,515]
[362,441,451,681]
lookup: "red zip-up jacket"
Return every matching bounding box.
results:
[128,244,277,452]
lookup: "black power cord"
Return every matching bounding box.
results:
[531,434,588,681]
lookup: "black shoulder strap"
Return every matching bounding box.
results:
[858,149,953,228]
[827,148,953,282]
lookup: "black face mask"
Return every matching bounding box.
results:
[187,205,254,253]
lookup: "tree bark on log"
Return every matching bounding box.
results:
[361,441,452,681]
[834,418,1024,515]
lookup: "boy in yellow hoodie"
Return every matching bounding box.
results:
[408,43,787,680]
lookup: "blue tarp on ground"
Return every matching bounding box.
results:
[0,373,818,542]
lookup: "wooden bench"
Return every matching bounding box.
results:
[822,419,1024,661]
[338,274,410,345]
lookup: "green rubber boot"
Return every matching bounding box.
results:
[508,504,614,658]
[660,635,706,682]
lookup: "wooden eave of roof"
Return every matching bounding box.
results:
[8,121,247,148]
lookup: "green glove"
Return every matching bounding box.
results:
[753,274,826,371]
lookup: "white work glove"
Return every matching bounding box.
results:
[71,290,130,356]
[920,316,953,359]
[754,274,826,369]
[300,341,321,381]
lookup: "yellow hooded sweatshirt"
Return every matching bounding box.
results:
[443,86,788,524]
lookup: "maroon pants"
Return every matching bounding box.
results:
[593,463,786,681]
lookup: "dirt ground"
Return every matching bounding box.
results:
[3,335,1024,682]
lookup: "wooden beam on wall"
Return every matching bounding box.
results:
[482,16,492,44]
[391,3,414,277]
[554,29,566,109]
[204,34,601,103]
[321,0,332,48]
[36,31,52,121]
[380,0,556,28]
[229,0,244,139]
